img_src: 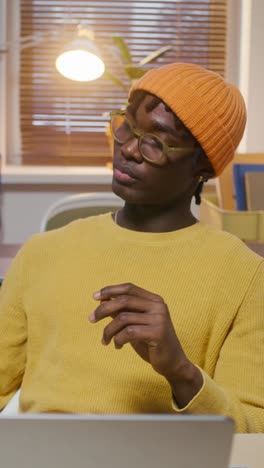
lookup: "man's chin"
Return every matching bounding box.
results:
[112,179,141,204]
[112,180,159,206]
[112,179,130,201]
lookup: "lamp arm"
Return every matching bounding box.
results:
[0,30,72,55]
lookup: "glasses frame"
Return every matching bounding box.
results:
[110,110,194,167]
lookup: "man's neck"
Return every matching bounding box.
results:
[115,203,197,233]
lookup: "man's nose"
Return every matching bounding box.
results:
[121,137,143,163]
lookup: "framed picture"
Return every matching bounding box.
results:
[233,163,264,210]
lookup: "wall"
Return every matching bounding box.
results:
[241,0,264,151]
[1,168,113,243]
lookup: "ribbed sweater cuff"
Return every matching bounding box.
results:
[171,366,228,414]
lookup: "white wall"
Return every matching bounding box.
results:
[0,0,7,162]
[227,0,264,153]
[1,168,113,243]
[2,189,73,243]
[241,0,264,151]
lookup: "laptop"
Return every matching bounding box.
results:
[0,414,234,468]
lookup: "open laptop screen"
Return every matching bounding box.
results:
[0,414,233,468]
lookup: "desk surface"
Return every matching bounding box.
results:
[231,434,264,468]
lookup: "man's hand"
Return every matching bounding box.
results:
[89,283,194,383]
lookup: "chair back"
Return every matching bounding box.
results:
[40,192,124,232]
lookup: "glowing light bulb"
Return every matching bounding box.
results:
[56,49,105,82]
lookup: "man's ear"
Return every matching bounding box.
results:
[194,147,215,180]
[200,168,215,182]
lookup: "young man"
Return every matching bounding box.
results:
[0,63,263,432]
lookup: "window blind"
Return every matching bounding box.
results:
[19,0,227,166]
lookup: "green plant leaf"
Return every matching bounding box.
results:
[124,65,148,79]
[112,36,132,64]
[103,70,128,90]
[138,45,173,66]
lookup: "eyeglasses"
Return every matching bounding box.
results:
[110,110,194,167]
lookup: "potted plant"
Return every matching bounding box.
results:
[105,36,172,92]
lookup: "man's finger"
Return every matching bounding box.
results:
[89,295,162,323]
[102,312,153,345]
[113,325,158,349]
[93,282,164,303]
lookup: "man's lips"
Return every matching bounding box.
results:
[113,166,139,183]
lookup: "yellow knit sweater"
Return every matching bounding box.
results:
[0,214,264,432]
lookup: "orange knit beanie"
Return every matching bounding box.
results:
[129,63,247,176]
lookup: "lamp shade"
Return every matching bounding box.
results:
[55,34,105,82]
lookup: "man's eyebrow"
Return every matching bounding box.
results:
[149,120,177,138]
[126,106,181,139]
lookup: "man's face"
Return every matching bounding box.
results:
[112,94,201,206]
